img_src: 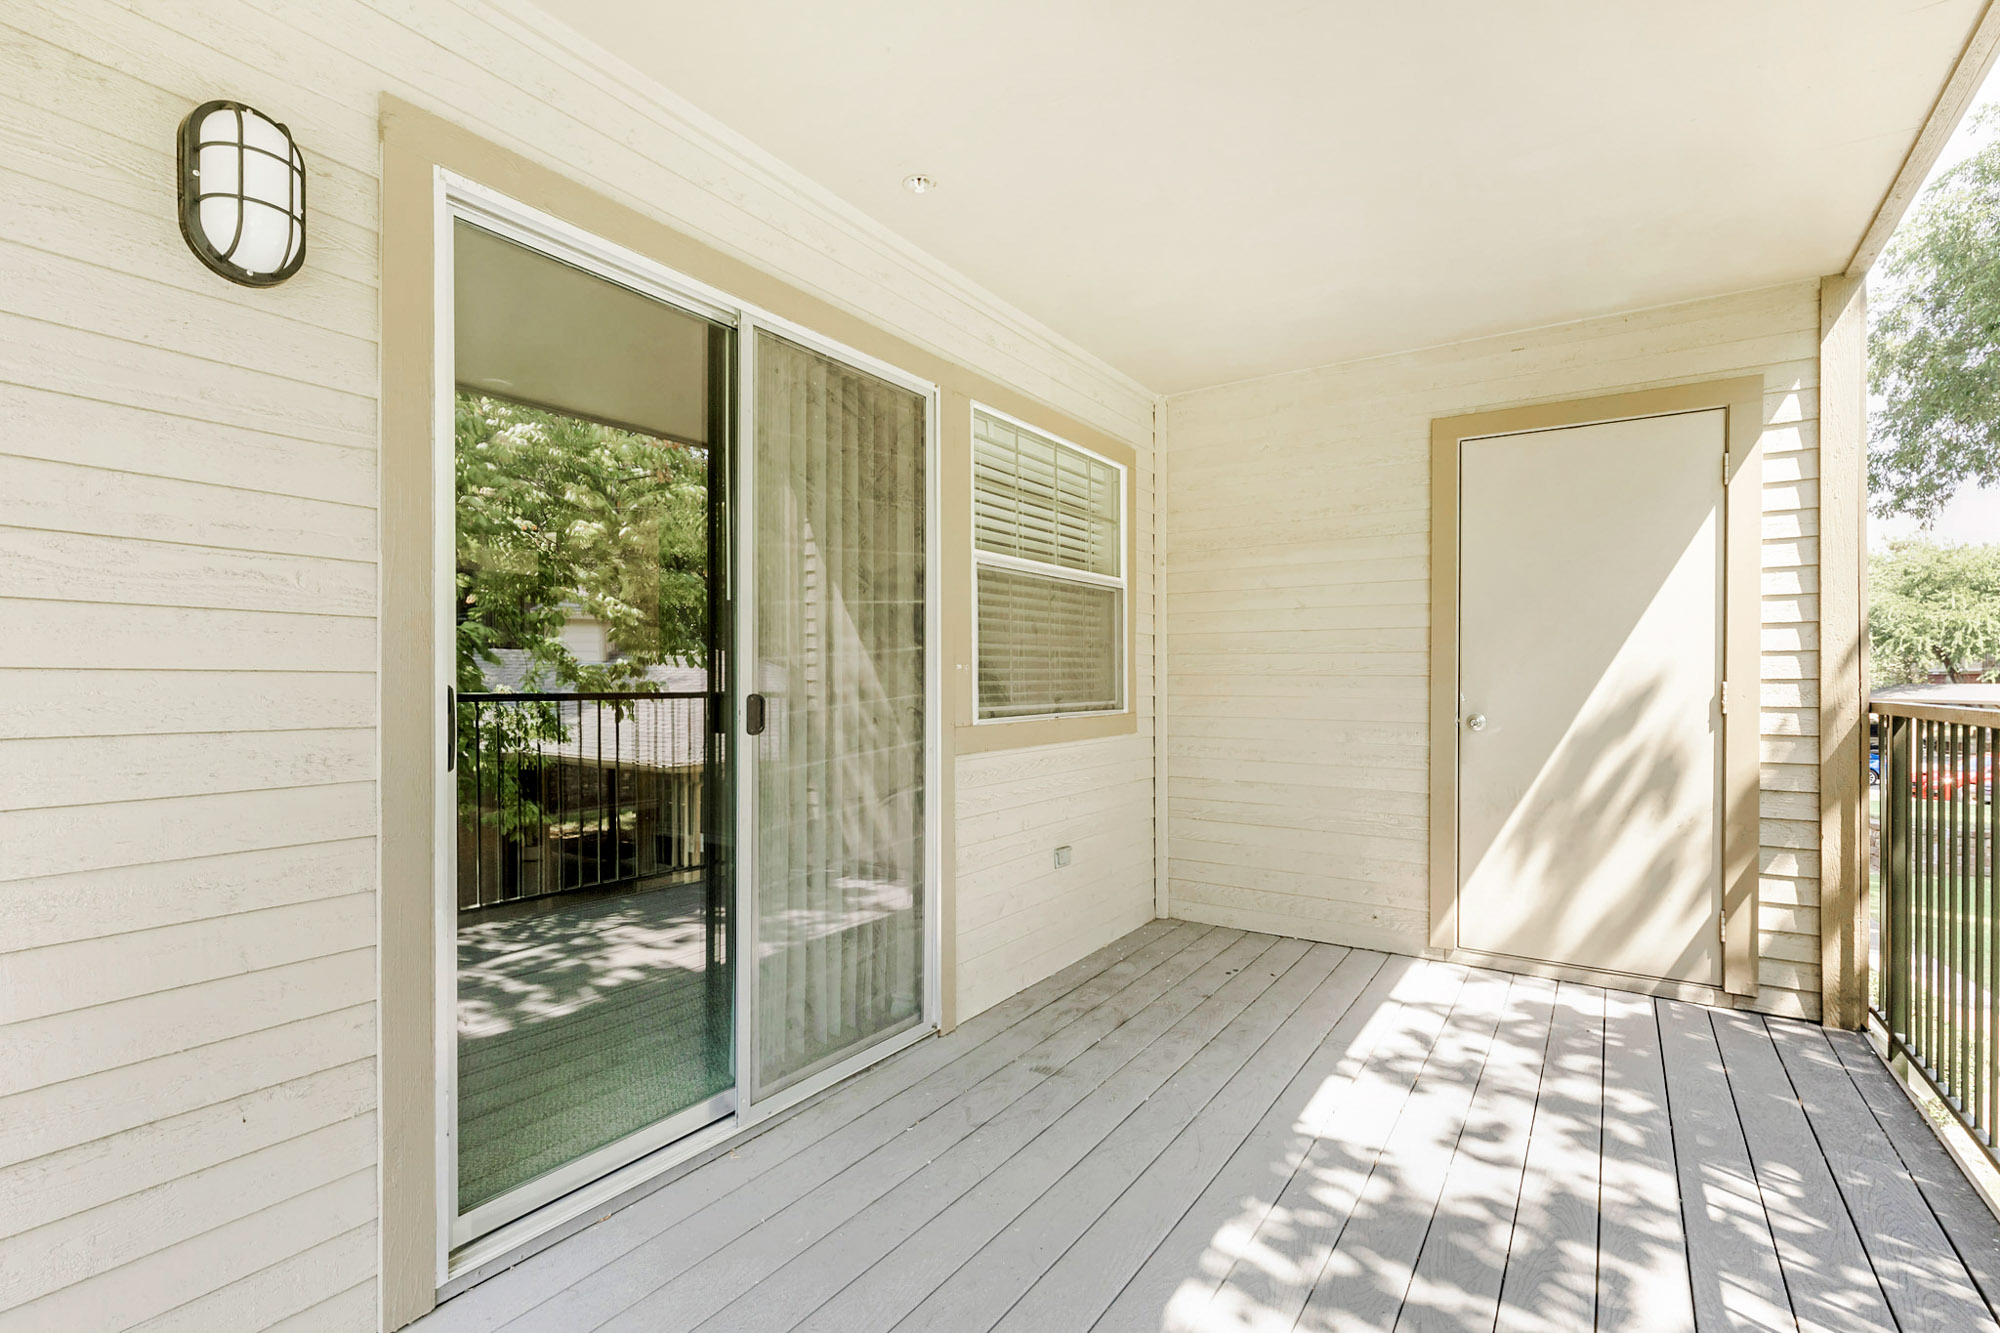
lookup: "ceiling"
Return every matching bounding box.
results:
[535,1,1982,393]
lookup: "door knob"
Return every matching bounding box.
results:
[1465,713,1487,733]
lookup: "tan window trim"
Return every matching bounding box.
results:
[952,400,1139,755]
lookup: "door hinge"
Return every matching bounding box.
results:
[1719,680,1730,716]
[1721,450,1731,485]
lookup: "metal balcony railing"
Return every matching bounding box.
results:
[1872,696,1999,1164]
[455,691,711,913]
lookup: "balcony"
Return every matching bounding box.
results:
[414,919,2000,1333]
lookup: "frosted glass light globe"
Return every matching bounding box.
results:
[178,101,306,286]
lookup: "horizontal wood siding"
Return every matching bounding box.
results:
[0,1,1155,1328]
[1164,282,1823,1021]
[955,457,1159,1020]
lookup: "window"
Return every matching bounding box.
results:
[973,406,1126,720]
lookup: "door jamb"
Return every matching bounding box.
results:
[1428,377,1765,997]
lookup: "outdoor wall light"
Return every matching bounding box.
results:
[177,100,306,286]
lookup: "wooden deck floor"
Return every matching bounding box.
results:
[417,920,2000,1332]
[456,881,728,1211]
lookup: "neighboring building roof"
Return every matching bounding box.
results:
[465,651,712,771]
[1872,683,2000,706]
[475,648,708,695]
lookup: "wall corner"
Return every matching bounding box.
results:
[1152,393,1172,922]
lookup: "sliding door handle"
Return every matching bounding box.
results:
[746,692,767,736]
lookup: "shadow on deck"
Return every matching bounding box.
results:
[456,881,728,1212]
[418,919,2000,1332]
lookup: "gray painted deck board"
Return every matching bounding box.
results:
[966,943,1360,1333]
[700,933,1301,1333]
[1201,959,1469,1330]
[1594,989,1695,1333]
[1658,998,1795,1332]
[416,925,2000,1333]
[1091,954,1411,1333]
[890,939,1332,1333]
[1300,967,1512,1333]
[1396,973,1558,1333]
[1769,1019,1999,1333]
[1826,1027,2000,1323]
[516,929,1257,1332]
[1493,982,1605,1333]
[1710,1011,1896,1333]
[996,948,1382,1333]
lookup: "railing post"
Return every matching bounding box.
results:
[1876,707,1889,1026]
[1886,711,1912,1044]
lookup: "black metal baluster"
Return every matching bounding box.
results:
[1961,721,1973,1106]
[1923,719,1936,1072]
[1982,721,1994,1139]
[1957,722,1969,1101]
[1976,716,1992,1144]
[1946,721,1958,1097]
[1890,712,1909,1044]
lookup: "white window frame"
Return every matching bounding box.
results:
[969,402,1130,725]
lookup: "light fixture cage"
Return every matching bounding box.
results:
[177,99,306,287]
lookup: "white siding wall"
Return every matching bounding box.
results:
[0,1,1156,1327]
[1164,282,1824,1022]
[954,478,1162,1019]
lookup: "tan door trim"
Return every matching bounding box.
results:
[1429,377,1765,997]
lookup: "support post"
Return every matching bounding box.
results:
[1820,272,1869,1029]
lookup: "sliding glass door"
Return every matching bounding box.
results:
[439,180,936,1260]
[447,216,735,1242]
[747,331,931,1099]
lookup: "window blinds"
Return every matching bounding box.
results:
[971,408,1125,720]
[973,411,1121,577]
[977,566,1122,718]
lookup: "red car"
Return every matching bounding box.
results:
[1913,756,1995,801]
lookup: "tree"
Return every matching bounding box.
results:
[1869,539,2000,686]
[455,391,710,694]
[1869,114,2000,521]
[453,393,712,831]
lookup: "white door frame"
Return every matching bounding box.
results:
[1427,378,1765,999]
[431,171,943,1279]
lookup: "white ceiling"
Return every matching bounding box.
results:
[536,1,1981,393]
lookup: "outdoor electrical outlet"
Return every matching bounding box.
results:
[1054,845,1073,868]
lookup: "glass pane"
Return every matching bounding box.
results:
[453,220,732,1217]
[753,331,926,1096]
[977,566,1123,719]
[972,409,1120,577]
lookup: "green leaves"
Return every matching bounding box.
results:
[454,392,710,694]
[1869,132,2000,520]
[452,392,713,836]
[1869,539,2000,686]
